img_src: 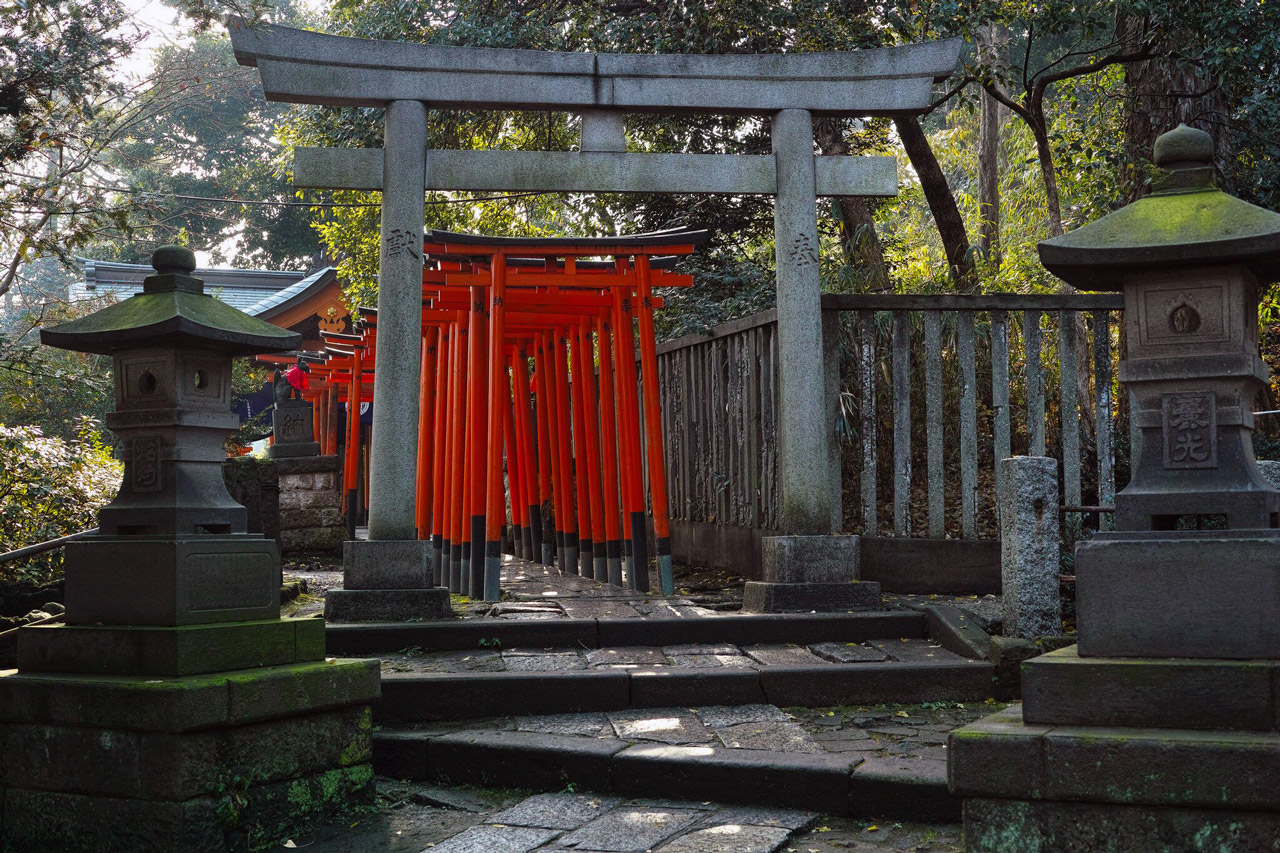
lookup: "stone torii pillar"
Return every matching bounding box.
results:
[326,101,452,621]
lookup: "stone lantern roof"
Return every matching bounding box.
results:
[42,245,302,356]
[1039,124,1280,290]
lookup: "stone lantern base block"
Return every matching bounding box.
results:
[1076,532,1280,658]
[64,534,282,627]
[950,705,1280,852]
[15,617,326,677]
[1021,645,1280,732]
[324,588,452,622]
[741,580,882,613]
[0,659,380,852]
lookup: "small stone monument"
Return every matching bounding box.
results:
[949,127,1280,848]
[270,365,321,458]
[0,247,378,851]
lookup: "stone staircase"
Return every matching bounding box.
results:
[326,589,1000,819]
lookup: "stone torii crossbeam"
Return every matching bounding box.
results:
[230,20,960,610]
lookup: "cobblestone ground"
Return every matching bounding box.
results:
[284,783,963,852]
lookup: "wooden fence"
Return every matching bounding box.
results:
[654,293,1129,542]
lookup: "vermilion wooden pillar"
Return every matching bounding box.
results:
[483,254,507,602]
[635,255,676,595]
[595,314,624,586]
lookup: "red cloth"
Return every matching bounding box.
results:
[285,364,309,391]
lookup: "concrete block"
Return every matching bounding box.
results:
[427,730,624,791]
[628,668,767,708]
[16,618,323,676]
[343,538,430,589]
[742,580,881,613]
[850,755,957,821]
[597,612,926,648]
[64,535,281,627]
[1076,533,1280,658]
[376,670,629,722]
[964,797,1280,853]
[947,705,1048,799]
[759,660,994,707]
[1043,725,1280,810]
[0,705,371,801]
[324,588,451,622]
[225,659,380,725]
[268,440,320,458]
[760,534,861,583]
[998,456,1061,639]
[1022,645,1277,731]
[612,743,853,814]
[0,658,375,736]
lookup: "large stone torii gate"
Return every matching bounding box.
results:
[230,20,960,609]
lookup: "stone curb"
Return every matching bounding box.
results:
[326,611,928,655]
[376,660,995,722]
[371,728,960,820]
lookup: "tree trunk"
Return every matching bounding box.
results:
[894,116,974,289]
[977,23,1008,265]
[813,118,891,292]
[1119,15,1231,201]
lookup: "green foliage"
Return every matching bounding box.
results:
[102,22,326,269]
[0,304,114,443]
[0,418,120,584]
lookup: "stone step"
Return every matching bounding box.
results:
[376,657,996,721]
[371,723,959,821]
[326,610,929,655]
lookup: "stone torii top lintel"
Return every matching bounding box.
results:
[228,19,959,115]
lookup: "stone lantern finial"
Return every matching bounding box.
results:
[1152,122,1213,169]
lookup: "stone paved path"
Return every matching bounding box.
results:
[388,700,1001,763]
[285,784,963,852]
[285,556,1006,630]
[379,638,967,675]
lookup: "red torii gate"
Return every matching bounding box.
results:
[306,228,705,602]
[418,229,704,601]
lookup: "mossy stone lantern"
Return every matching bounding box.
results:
[41,245,302,625]
[1039,124,1280,658]
[948,126,1280,850]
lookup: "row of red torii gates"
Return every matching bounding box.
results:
[295,228,707,602]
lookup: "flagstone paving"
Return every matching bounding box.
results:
[389,701,1002,763]
[379,639,967,675]
[285,784,963,852]
[284,556,1006,629]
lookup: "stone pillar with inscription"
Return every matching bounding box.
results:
[949,126,1280,849]
[326,98,452,622]
[0,247,380,851]
[742,109,876,612]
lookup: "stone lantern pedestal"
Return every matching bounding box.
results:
[0,248,378,851]
[949,127,1280,849]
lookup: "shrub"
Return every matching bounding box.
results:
[0,417,121,585]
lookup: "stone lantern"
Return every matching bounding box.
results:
[40,245,302,625]
[0,247,378,852]
[948,127,1280,849]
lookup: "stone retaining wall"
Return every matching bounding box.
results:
[277,455,344,554]
[223,455,344,555]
